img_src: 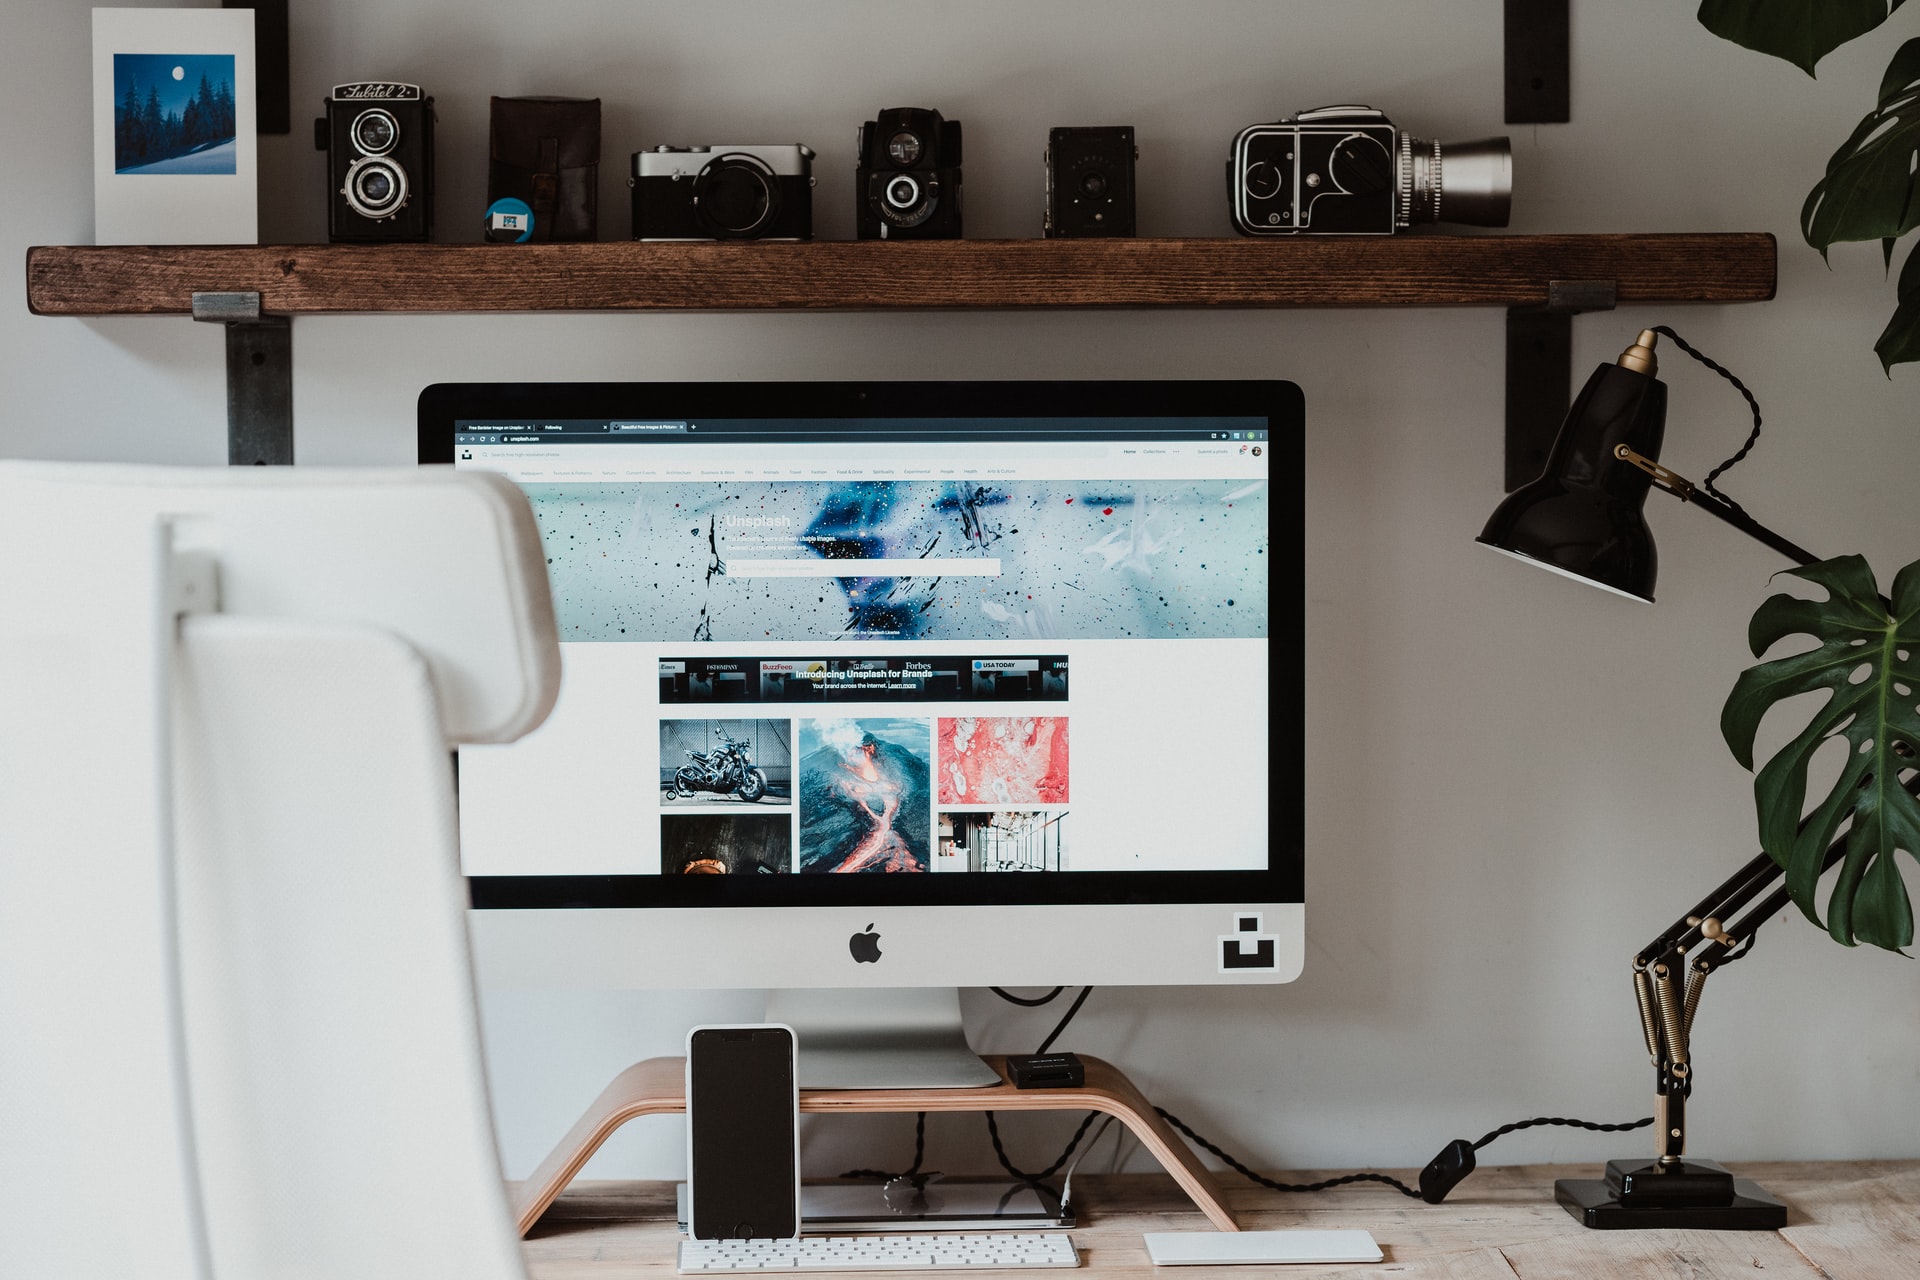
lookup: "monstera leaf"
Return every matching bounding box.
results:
[1697,0,1905,76]
[1721,556,1920,949]
[1802,39,1920,256]
[1875,229,1920,369]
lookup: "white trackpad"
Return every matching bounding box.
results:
[1143,1229,1383,1265]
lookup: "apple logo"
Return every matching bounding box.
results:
[849,923,882,964]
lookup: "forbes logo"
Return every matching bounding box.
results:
[849,923,882,964]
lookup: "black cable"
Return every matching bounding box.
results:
[1034,985,1093,1055]
[984,1109,1102,1183]
[1471,1114,1654,1150]
[1155,1107,1421,1198]
[839,1110,927,1181]
[888,981,1656,1202]
[1649,325,1764,512]
[1153,1106,1658,1203]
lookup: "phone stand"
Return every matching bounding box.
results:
[512,1054,1239,1234]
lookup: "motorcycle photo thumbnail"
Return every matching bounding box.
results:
[797,717,932,873]
[661,813,791,875]
[660,719,791,806]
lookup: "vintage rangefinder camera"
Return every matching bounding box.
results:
[315,82,435,242]
[1045,126,1137,237]
[631,145,815,240]
[856,107,963,239]
[1227,106,1509,235]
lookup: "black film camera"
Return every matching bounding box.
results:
[1045,126,1137,237]
[856,107,963,240]
[315,82,435,242]
[631,145,816,240]
[1227,106,1509,235]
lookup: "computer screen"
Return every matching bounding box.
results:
[420,381,1299,996]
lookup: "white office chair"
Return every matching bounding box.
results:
[0,463,561,1280]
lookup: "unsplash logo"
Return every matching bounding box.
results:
[1218,911,1277,973]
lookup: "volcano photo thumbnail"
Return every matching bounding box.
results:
[797,717,932,873]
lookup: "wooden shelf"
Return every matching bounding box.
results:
[25,233,1775,316]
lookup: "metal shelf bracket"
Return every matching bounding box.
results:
[1505,0,1570,124]
[192,291,292,466]
[1505,279,1616,491]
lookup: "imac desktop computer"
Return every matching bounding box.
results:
[421,379,1299,1088]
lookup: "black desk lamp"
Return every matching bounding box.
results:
[1476,327,1827,1229]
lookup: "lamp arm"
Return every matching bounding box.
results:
[1611,444,1821,568]
[1630,772,1920,1165]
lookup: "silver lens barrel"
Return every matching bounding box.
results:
[343,155,409,220]
[1407,134,1511,227]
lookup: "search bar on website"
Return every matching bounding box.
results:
[729,558,1002,578]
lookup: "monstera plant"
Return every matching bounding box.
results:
[1696,1,1920,370]
[1720,556,1920,949]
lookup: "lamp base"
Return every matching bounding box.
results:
[1554,1158,1786,1230]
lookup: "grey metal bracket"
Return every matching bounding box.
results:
[193,291,292,466]
[1505,0,1570,124]
[1505,279,1616,491]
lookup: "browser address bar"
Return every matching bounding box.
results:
[729,558,1001,578]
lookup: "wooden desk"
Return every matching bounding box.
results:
[519,1162,1919,1279]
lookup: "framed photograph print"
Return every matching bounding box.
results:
[93,7,257,244]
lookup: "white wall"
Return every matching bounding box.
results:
[7,0,1917,1188]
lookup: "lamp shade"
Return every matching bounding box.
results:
[1477,356,1668,602]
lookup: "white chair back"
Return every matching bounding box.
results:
[0,463,560,1280]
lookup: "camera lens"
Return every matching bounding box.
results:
[886,176,920,209]
[1421,135,1512,227]
[350,108,399,156]
[692,154,781,238]
[886,131,923,166]
[1079,170,1109,198]
[343,155,409,219]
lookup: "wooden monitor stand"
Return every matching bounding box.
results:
[512,1054,1238,1234]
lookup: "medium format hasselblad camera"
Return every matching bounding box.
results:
[1045,126,1137,237]
[1227,106,1509,235]
[631,145,816,240]
[856,107,962,240]
[315,82,435,242]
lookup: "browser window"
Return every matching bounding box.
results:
[453,417,1270,881]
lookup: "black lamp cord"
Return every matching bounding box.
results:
[844,985,1655,1202]
[1649,325,1764,514]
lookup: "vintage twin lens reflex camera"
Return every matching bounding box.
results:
[857,107,963,240]
[630,145,815,241]
[1045,126,1137,238]
[1228,106,1510,235]
[315,83,435,243]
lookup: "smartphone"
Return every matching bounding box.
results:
[685,1024,800,1241]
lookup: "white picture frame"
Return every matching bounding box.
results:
[93,7,257,245]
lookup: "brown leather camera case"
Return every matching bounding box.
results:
[488,96,601,241]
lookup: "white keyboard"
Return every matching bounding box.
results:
[678,1231,1081,1272]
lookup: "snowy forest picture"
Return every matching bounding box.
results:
[112,54,237,174]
